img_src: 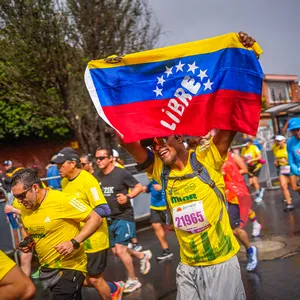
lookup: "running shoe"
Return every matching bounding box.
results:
[140,250,152,274]
[252,222,262,237]
[157,249,174,261]
[133,243,143,252]
[31,268,40,279]
[258,187,265,198]
[111,281,125,300]
[124,278,142,293]
[284,204,295,212]
[246,246,258,272]
[254,196,263,203]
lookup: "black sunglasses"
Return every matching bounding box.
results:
[95,156,108,161]
[14,186,33,201]
[80,162,88,166]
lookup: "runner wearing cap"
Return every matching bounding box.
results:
[241,138,265,203]
[53,147,125,300]
[287,118,300,198]
[272,135,293,211]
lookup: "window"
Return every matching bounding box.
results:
[268,81,291,103]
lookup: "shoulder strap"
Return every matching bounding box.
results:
[161,151,227,221]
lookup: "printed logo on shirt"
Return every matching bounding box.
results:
[90,187,100,201]
[69,198,87,212]
[103,186,114,196]
[44,217,51,223]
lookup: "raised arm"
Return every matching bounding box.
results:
[213,130,237,158]
[119,138,154,174]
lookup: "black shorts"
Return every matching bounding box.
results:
[150,209,172,225]
[228,203,241,229]
[86,250,107,276]
[44,268,85,300]
[248,165,261,178]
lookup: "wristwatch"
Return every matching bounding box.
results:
[70,239,80,250]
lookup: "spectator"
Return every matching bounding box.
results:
[45,157,62,190]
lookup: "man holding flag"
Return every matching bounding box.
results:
[85,32,262,299]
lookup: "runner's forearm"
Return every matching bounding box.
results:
[74,211,102,243]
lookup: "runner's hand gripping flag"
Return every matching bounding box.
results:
[85,32,264,143]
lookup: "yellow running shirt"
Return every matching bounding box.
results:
[272,144,288,166]
[151,140,239,266]
[61,170,109,253]
[241,144,262,170]
[21,189,91,274]
[0,250,16,281]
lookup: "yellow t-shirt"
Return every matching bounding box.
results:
[21,189,91,274]
[0,250,16,281]
[61,170,109,253]
[241,144,262,170]
[151,140,239,266]
[272,144,288,166]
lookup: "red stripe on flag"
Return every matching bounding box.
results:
[103,90,261,143]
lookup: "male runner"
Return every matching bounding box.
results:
[95,147,152,293]
[11,168,101,299]
[53,147,124,300]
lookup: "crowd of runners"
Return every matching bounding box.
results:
[1,32,300,300]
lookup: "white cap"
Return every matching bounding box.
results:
[112,149,119,158]
[275,135,286,141]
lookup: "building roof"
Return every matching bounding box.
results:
[264,103,300,115]
[264,74,298,82]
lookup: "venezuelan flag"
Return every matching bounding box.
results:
[85,32,264,142]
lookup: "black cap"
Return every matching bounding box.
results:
[51,147,80,164]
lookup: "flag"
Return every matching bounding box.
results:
[85,32,264,143]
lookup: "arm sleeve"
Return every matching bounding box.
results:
[287,140,300,176]
[93,204,111,217]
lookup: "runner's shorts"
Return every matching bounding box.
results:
[109,219,135,247]
[176,256,245,300]
[150,209,172,225]
[228,203,241,229]
[247,165,261,178]
[86,249,107,276]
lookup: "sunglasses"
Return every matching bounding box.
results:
[95,156,108,161]
[80,162,88,166]
[153,137,168,147]
[14,186,33,201]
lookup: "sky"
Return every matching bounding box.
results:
[148,0,300,79]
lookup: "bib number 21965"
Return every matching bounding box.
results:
[173,201,210,233]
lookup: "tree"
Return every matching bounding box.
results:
[0,0,161,153]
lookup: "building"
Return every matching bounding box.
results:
[261,74,300,109]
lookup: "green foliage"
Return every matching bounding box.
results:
[0,0,161,151]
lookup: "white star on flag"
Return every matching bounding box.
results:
[153,86,163,97]
[164,66,173,77]
[197,69,208,81]
[157,75,166,86]
[203,79,214,91]
[175,61,185,72]
[187,62,199,74]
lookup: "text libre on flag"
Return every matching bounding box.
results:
[85,32,264,143]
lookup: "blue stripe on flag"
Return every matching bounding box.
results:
[89,48,263,107]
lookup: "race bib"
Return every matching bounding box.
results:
[280,165,290,175]
[173,201,211,233]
